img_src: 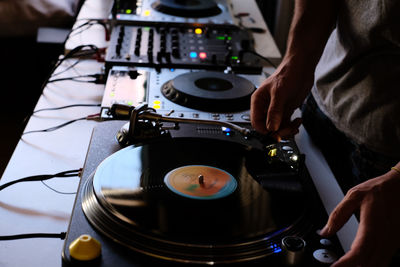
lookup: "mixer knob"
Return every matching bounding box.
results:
[172,40,179,48]
[172,48,180,58]
[281,236,306,266]
[147,51,153,62]
[211,54,217,64]
[225,51,232,64]
[134,47,140,56]
[117,37,123,45]
[157,51,163,62]
[116,44,121,55]
[171,34,179,41]
[160,39,166,47]
[165,52,171,63]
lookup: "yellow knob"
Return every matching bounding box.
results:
[69,234,101,261]
[268,148,277,157]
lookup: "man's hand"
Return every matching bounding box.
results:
[250,61,313,140]
[320,167,400,267]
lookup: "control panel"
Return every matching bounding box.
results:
[105,24,263,73]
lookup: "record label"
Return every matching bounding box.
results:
[164,165,237,200]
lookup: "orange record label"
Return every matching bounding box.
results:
[164,165,237,200]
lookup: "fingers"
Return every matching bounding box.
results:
[250,87,270,134]
[275,118,302,139]
[331,192,390,267]
[320,187,364,237]
[266,93,285,132]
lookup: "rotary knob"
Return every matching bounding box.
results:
[281,236,306,266]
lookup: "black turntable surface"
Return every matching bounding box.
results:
[151,0,222,17]
[63,121,342,266]
[79,136,310,264]
[161,71,256,112]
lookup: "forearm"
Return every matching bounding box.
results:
[282,0,339,71]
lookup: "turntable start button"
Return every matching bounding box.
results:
[313,249,338,264]
[241,114,250,121]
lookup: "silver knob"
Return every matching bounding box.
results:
[281,236,306,266]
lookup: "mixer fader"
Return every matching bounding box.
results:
[105,24,263,73]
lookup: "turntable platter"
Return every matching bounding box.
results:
[151,0,222,18]
[82,138,308,263]
[161,71,256,112]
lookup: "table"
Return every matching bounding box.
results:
[0,1,357,266]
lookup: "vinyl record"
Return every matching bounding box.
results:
[151,0,222,18]
[82,138,308,264]
[161,71,256,112]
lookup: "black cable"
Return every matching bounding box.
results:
[22,116,88,135]
[47,73,106,84]
[41,180,77,195]
[33,103,100,114]
[51,59,81,77]
[0,169,80,191]
[243,50,278,68]
[0,232,66,241]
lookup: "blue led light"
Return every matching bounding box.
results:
[190,52,197,58]
[270,244,282,254]
[222,127,233,136]
[170,68,175,72]
[273,247,282,253]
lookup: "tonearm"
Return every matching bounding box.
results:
[116,103,252,146]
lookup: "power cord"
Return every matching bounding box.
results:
[47,73,106,84]
[242,50,278,68]
[33,103,101,114]
[0,232,67,241]
[0,169,81,191]
[22,113,100,136]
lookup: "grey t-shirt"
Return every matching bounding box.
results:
[312,0,400,158]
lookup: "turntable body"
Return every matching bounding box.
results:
[62,121,343,266]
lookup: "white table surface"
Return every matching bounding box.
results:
[0,1,356,266]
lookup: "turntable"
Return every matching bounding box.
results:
[113,0,234,25]
[100,67,266,123]
[62,106,343,266]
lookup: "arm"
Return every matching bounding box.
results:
[250,0,339,138]
[321,162,400,267]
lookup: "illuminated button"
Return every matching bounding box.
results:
[268,148,277,157]
[190,52,197,58]
[290,154,299,162]
[153,100,161,105]
[241,114,250,121]
[222,127,234,136]
[313,249,338,264]
[143,10,151,16]
[126,9,132,14]
[195,28,203,35]
[153,104,161,109]
[282,146,293,151]
[320,239,333,247]
[199,52,207,59]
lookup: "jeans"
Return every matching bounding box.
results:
[301,94,399,193]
